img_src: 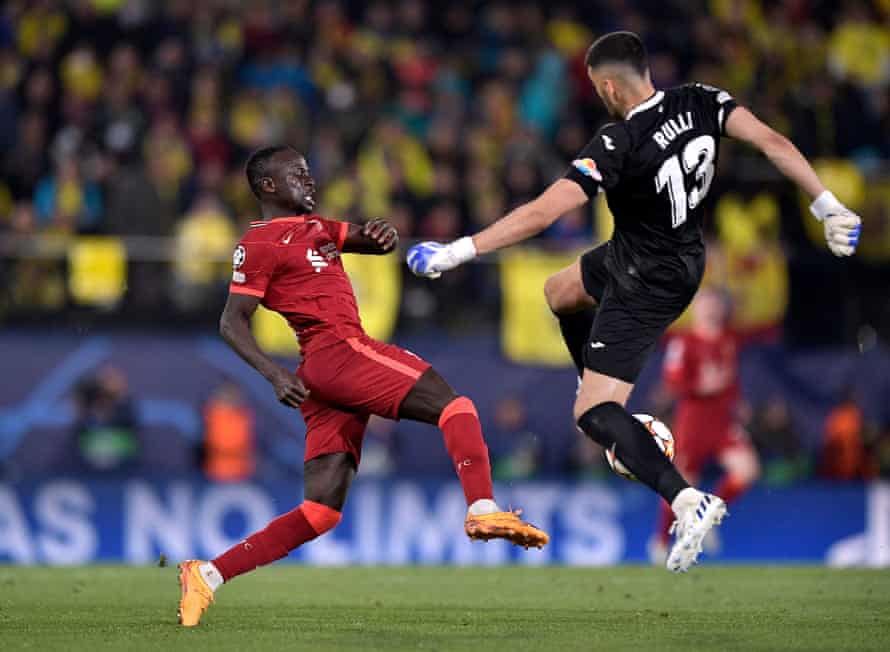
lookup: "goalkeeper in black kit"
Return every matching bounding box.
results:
[408,31,861,572]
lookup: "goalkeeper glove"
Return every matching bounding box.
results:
[406,237,477,278]
[810,191,861,257]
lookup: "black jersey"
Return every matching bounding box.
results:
[565,84,738,292]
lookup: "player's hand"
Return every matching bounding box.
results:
[698,362,734,395]
[406,237,476,278]
[823,211,861,257]
[810,191,861,257]
[269,368,310,408]
[363,219,399,252]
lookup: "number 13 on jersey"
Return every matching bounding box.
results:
[655,135,716,228]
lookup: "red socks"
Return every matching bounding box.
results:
[212,500,341,581]
[213,397,493,582]
[439,397,494,505]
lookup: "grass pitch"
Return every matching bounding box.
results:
[0,565,887,651]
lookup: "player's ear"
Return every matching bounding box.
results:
[596,78,610,100]
[260,176,275,194]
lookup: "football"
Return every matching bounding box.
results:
[603,413,676,480]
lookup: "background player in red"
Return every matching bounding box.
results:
[649,287,760,563]
[177,145,548,626]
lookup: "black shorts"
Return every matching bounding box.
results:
[579,243,698,383]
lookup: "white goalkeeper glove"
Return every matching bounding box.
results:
[810,190,862,257]
[406,237,477,278]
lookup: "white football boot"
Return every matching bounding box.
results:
[666,489,727,573]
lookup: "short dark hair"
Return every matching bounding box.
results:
[245,145,299,199]
[585,31,648,76]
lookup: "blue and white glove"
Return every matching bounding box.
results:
[406,237,477,278]
[810,191,861,257]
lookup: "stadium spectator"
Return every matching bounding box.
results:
[72,365,140,473]
[747,396,811,485]
[142,113,193,224]
[201,382,255,483]
[490,395,542,481]
[819,390,870,480]
[5,112,50,203]
[171,193,237,312]
[33,154,103,232]
[103,149,166,236]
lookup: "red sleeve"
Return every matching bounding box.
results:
[229,239,278,299]
[663,336,697,396]
[319,218,349,250]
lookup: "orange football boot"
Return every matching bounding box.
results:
[464,510,550,549]
[178,560,214,626]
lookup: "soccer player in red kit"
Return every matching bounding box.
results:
[649,287,760,563]
[177,146,548,626]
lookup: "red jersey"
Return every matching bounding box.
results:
[229,215,362,351]
[663,331,740,437]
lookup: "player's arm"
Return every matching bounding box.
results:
[724,106,861,257]
[664,337,729,397]
[406,126,626,278]
[341,219,399,255]
[405,180,587,278]
[219,293,309,408]
[663,338,696,397]
[470,180,589,255]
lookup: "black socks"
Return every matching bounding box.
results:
[577,401,689,503]
[557,308,596,377]
[561,306,688,503]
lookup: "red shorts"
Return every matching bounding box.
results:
[297,334,431,465]
[673,423,753,475]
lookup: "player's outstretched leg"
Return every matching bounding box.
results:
[544,261,596,378]
[177,453,353,626]
[399,368,549,549]
[573,370,725,572]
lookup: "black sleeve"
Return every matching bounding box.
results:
[693,83,739,135]
[563,123,631,198]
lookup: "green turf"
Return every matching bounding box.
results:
[0,565,888,651]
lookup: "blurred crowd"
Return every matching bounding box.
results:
[59,363,890,484]
[503,390,890,484]
[2,1,890,243]
[3,1,890,486]
[0,0,887,339]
